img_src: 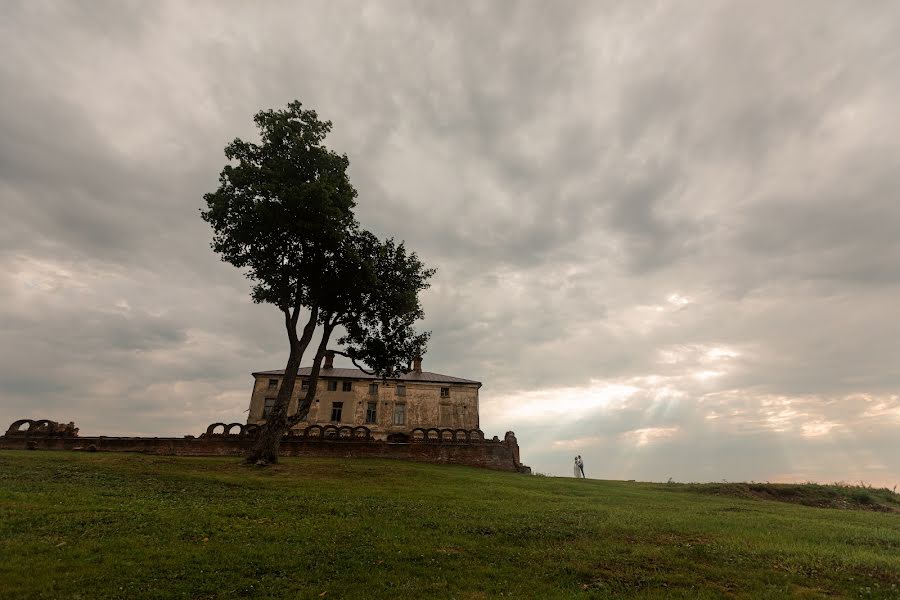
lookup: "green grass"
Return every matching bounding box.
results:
[0,452,898,599]
[677,481,900,513]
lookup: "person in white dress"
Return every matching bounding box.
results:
[574,456,584,478]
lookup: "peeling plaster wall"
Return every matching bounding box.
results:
[248,373,480,439]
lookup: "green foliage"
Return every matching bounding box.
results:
[338,235,435,377]
[200,101,434,379]
[201,101,357,312]
[2,452,899,599]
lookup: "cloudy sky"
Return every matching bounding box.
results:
[2,1,899,486]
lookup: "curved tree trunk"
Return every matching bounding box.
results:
[290,320,335,426]
[246,350,300,464]
[245,305,318,464]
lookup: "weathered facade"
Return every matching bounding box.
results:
[247,353,480,440]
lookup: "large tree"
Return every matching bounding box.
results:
[202,101,433,464]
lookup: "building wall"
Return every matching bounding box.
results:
[248,373,479,439]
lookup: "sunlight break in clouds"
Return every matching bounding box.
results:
[10,255,89,295]
[552,436,603,450]
[620,426,680,447]
[666,293,692,308]
[705,347,739,361]
[692,370,724,381]
[800,420,840,438]
[482,382,640,423]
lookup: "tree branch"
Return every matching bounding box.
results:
[289,317,335,426]
[296,305,319,353]
[330,350,377,375]
[291,279,304,325]
[282,307,295,343]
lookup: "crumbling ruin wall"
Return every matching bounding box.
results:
[0,421,529,473]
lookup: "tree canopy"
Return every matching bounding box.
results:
[202,101,358,315]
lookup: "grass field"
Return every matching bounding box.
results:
[0,451,898,599]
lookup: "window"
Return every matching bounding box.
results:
[301,379,310,390]
[327,380,338,392]
[396,384,406,396]
[369,383,378,395]
[330,402,343,422]
[342,381,352,392]
[393,404,406,425]
[365,402,377,424]
[267,379,278,389]
[262,397,276,418]
[440,387,450,398]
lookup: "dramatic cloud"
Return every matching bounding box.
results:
[1,1,898,486]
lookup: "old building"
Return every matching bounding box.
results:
[246,352,480,440]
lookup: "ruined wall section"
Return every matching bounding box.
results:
[2,418,529,474]
[0,435,525,473]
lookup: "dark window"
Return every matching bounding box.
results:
[342,381,352,392]
[393,404,406,425]
[301,379,310,390]
[268,379,278,389]
[369,383,378,395]
[262,397,276,418]
[330,402,343,422]
[327,380,338,392]
[366,402,377,423]
[396,384,406,396]
[440,387,450,398]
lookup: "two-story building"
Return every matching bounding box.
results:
[246,352,481,440]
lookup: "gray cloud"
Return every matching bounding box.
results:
[1,0,898,486]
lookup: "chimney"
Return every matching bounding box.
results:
[323,350,335,370]
[412,355,422,373]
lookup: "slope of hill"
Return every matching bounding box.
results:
[0,451,897,599]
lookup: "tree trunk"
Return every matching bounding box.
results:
[245,305,318,464]
[290,320,335,426]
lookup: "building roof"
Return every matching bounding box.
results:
[252,367,481,387]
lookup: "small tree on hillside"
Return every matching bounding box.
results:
[202,101,433,464]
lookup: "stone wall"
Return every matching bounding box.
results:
[0,421,529,474]
[0,435,526,472]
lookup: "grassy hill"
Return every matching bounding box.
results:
[0,451,897,599]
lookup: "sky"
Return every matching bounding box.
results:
[1,1,898,486]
